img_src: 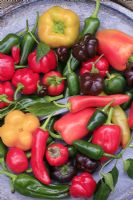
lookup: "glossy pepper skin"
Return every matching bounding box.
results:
[31,128,51,185]
[38,6,80,48]
[121,91,133,110]
[70,172,96,198]
[54,108,95,145]
[11,45,20,64]
[28,50,57,73]
[12,68,39,95]
[0,33,19,54]
[0,82,14,109]
[0,53,15,81]
[42,71,65,96]
[0,110,40,151]
[6,147,28,174]
[92,124,121,161]
[68,94,130,113]
[80,55,109,78]
[46,143,69,167]
[104,73,126,94]
[97,29,133,71]
[128,102,133,129]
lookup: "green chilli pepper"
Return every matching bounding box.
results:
[68,146,77,158]
[0,34,19,54]
[104,73,126,94]
[64,87,70,98]
[121,91,133,110]
[87,101,113,132]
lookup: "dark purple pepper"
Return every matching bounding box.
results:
[56,47,69,63]
[80,72,103,95]
[76,154,99,173]
[125,67,133,87]
[37,84,48,97]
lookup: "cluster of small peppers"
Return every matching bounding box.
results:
[0,0,133,200]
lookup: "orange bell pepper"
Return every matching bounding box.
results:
[96,29,133,71]
[0,110,40,151]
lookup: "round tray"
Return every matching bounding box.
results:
[0,1,133,200]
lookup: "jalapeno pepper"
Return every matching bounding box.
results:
[121,91,133,110]
[0,34,20,54]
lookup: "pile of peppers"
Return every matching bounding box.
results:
[0,0,133,200]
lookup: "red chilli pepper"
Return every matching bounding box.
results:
[12,68,39,99]
[31,127,51,185]
[42,71,65,96]
[54,108,95,145]
[0,81,14,108]
[128,102,133,129]
[70,172,96,198]
[80,55,109,78]
[28,50,57,73]
[11,45,20,64]
[6,147,28,174]
[0,53,15,81]
[46,143,69,167]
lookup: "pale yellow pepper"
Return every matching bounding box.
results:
[0,110,40,151]
[38,6,80,48]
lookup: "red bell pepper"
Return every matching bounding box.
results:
[70,172,96,198]
[0,53,15,81]
[80,55,109,78]
[28,50,57,73]
[0,81,14,108]
[6,147,28,174]
[31,128,51,185]
[12,68,39,99]
[46,143,69,167]
[11,45,20,64]
[92,108,121,161]
[42,71,65,96]
[54,108,95,145]
[96,29,133,71]
[128,102,133,129]
[67,94,130,113]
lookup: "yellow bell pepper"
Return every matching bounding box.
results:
[0,110,40,151]
[38,6,80,48]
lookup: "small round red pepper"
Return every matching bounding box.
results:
[42,71,65,96]
[12,68,39,99]
[46,143,69,167]
[11,45,20,64]
[28,50,57,73]
[6,147,28,174]
[80,55,109,78]
[0,81,14,108]
[70,172,96,198]
[0,53,15,81]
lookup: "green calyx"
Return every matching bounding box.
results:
[48,76,66,86]
[48,147,61,158]
[60,164,69,176]
[0,94,12,104]
[14,83,24,101]
[91,0,101,18]
[53,20,65,34]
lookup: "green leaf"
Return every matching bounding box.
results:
[94,180,111,200]
[101,172,114,191]
[110,166,119,186]
[123,159,133,179]
[36,42,50,61]
[123,159,130,172]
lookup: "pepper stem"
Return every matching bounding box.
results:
[0,95,13,104]
[94,54,104,65]
[103,152,121,159]
[105,107,114,125]
[53,101,69,109]
[91,0,101,18]
[41,114,54,131]
[0,158,7,170]
[49,130,62,139]
[0,170,16,182]
[128,54,133,64]
[15,65,27,69]
[14,83,24,101]
[67,55,72,74]
[46,94,63,102]
[102,100,114,113]
[28,31,39,44]
[32,11,39,34]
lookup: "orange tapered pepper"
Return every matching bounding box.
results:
[96,29,133,71]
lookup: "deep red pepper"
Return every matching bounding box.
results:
[42,71,65,96]
[6,147,28,174]
[31,128,51,185]
[0,81,14,108]
[54,108,95,145]
[28,50,57,73]
[46,143,69,167]
[12,68,39,99]
[0,53,15,81]
[70,172,96,198]
[67,94,130,113]
[80,55,109,78]
[128,102,133,129]
[11,45,20,64]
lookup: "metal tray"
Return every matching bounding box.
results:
[0,1,133,200]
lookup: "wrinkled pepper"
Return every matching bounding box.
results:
[38,6,80,48]
[0,110,40,151]
[97,29,133,71]
[54,108,95,144]
[128,102,133,129]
